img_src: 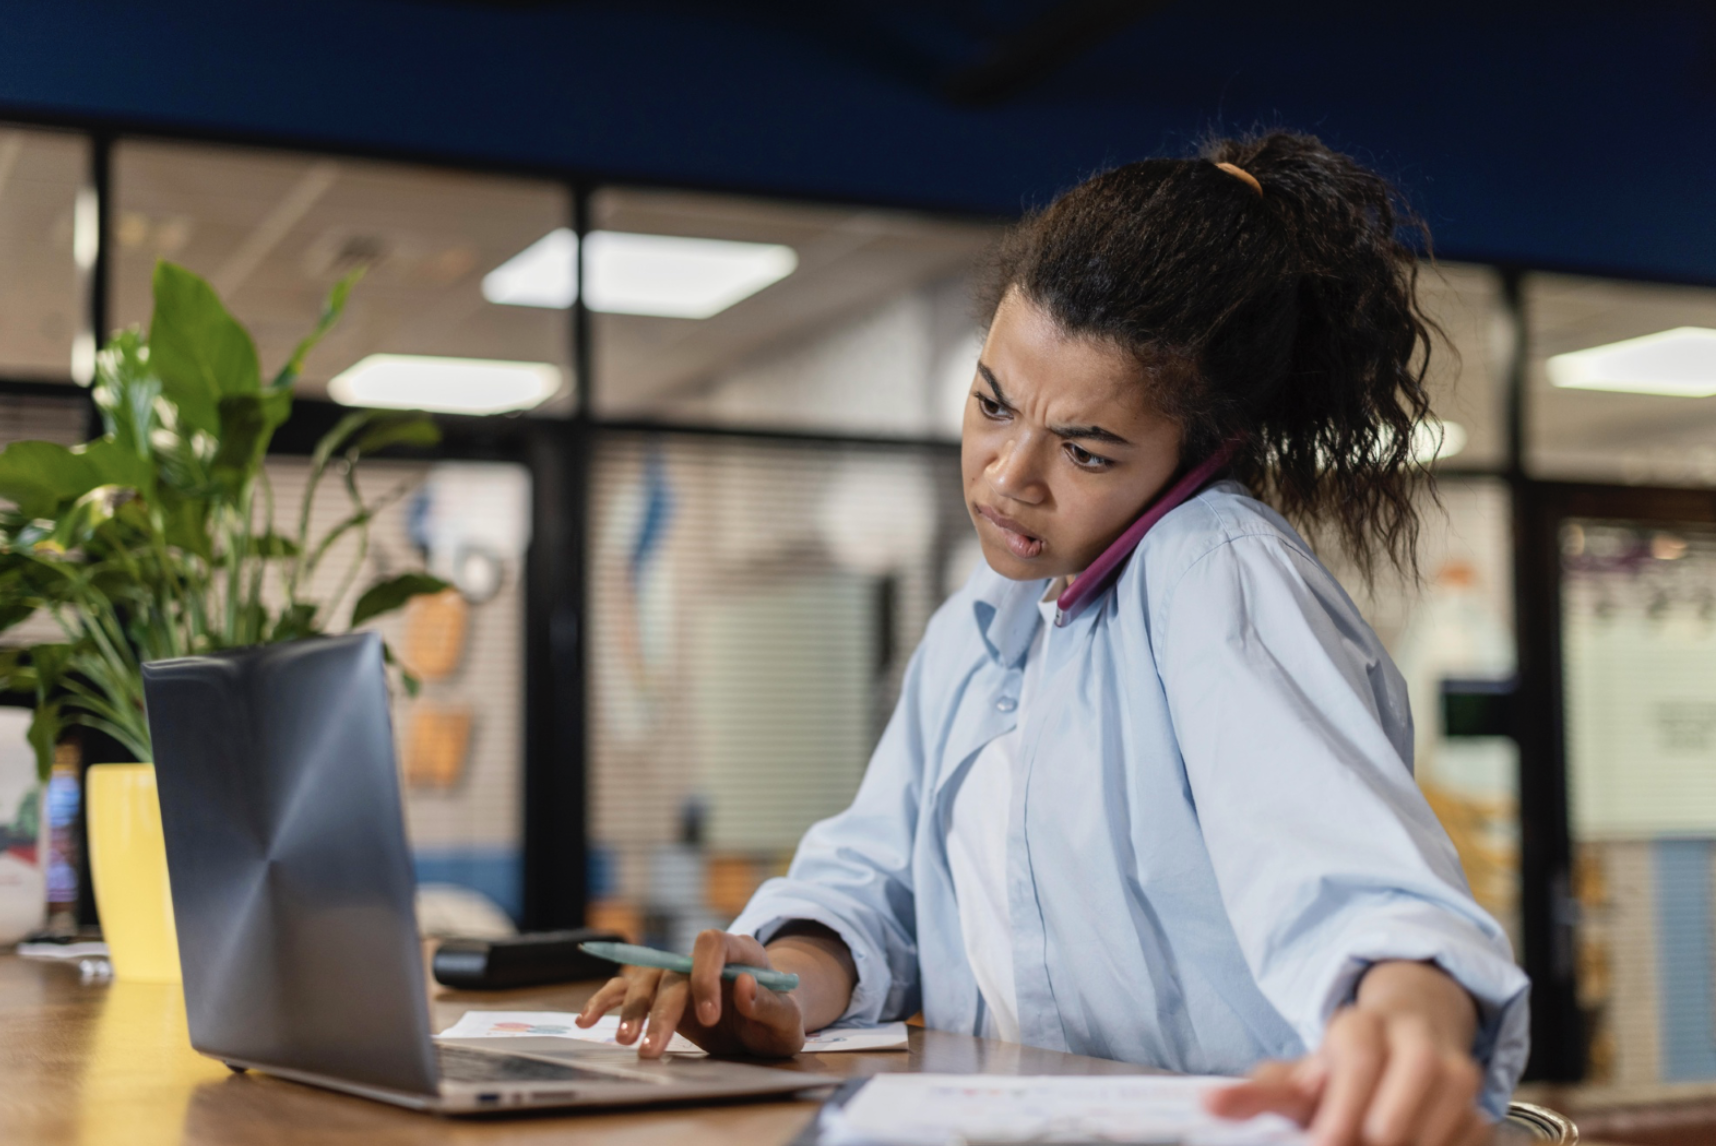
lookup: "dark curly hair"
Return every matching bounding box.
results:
[980,130,1440,581]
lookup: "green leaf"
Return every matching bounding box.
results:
[0,603,35,635]
[310,410,377,475]
[93,328,161,461]
[253,532,300,558]
[27,700,60,782]
[162,495,213,560]
[0,648,32,693]
[30,644,75,698]
[349,572,449,628]
[34,486,130,555]
[9,520,56,552]
[149,261,261,435]
[270,601,319,643]
[352,415,441,457]
[210,389,292,491]
[152,434,213,501]
[272,268,363,391]
[381,639,422,697]
[234,599,268,647]
[78,437,155,497]
[112,496,154,536]
[89,565,148,603]
[0,442,100,518]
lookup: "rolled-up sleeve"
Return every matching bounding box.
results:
[729,643,931,1026]
[1158,534,1530,1118]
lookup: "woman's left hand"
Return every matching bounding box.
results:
[1204,961,1489,1146]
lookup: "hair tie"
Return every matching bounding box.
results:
[1214,161,1263,197]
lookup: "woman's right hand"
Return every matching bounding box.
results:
[575,930,806,1059]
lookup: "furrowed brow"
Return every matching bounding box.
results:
[977,363,1012,407]
[1051,423,1132,447]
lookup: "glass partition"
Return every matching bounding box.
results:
[0,125,89,382]
[1418,262,1507,471]
[1333,479,1520,952]
[1563,518,1716,1084]
[111,139,574,414]
[263,457,531,922]
[1527,273,1716,484]
[588,187,999,438]
[585,431,964,947]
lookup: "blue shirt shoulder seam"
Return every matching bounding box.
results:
[1151,512,1307,637]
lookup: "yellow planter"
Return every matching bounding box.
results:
[86,764,181,983]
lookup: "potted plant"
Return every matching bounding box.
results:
[0,261,448,979]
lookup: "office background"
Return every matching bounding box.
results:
[1,0,1714,1096]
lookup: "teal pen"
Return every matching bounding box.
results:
[579,941,800,992]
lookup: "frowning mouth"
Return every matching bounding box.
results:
[974,503,1045,559]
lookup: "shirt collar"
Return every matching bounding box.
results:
[970,563,1052,669]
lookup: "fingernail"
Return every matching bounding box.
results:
[700,1000,717,1023]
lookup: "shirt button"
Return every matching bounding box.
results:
[996,697,1017,713]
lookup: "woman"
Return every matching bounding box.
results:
[579,132,1528,1146]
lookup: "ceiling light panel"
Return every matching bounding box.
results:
[1547,327,1716,397]
[482,227,576,309]
[586,231,797,319]
[482,229,798,319]
[1414,419,1467,465]
[329,354,560,415]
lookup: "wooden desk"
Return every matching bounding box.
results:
[1,952,1581,1145]
[0,952,1157,1145]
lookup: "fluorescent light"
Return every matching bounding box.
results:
[70,332,95,386]
[482,229,798,319]
[73,187,99,272]
[1414,419,1467,465]
[482,228,576,309]
[585,231,797,318]
[328,354,560,415]
[1547,327,1716,397]
[1320,418,1467,469]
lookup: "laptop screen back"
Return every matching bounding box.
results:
[143,632,438,1096]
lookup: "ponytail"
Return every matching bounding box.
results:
[981,130,1439,581]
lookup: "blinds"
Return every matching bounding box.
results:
[0,393,86,445]
[586,430,963,950]
[262,457,530,919]
[1564,520,1716,1084]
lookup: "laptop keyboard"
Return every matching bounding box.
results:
[436,1043,612,1083]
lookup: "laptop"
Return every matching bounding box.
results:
[142,631,837,1114]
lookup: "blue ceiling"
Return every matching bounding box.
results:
[2,0,1712,283]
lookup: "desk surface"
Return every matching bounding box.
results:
[0,952,1159,1146]
[1,953,1572,1146]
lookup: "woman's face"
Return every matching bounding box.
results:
[962,290,1184,583]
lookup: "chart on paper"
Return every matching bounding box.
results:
[436,1011,909,1055]
[828,1073,1307,1146]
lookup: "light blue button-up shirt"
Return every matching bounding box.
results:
[732,481,1529,1116]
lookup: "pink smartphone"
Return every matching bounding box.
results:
[1054,439,1241,626]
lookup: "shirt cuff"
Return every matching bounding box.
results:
[730,880,914,1027]
[1298,920,1530,1121]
